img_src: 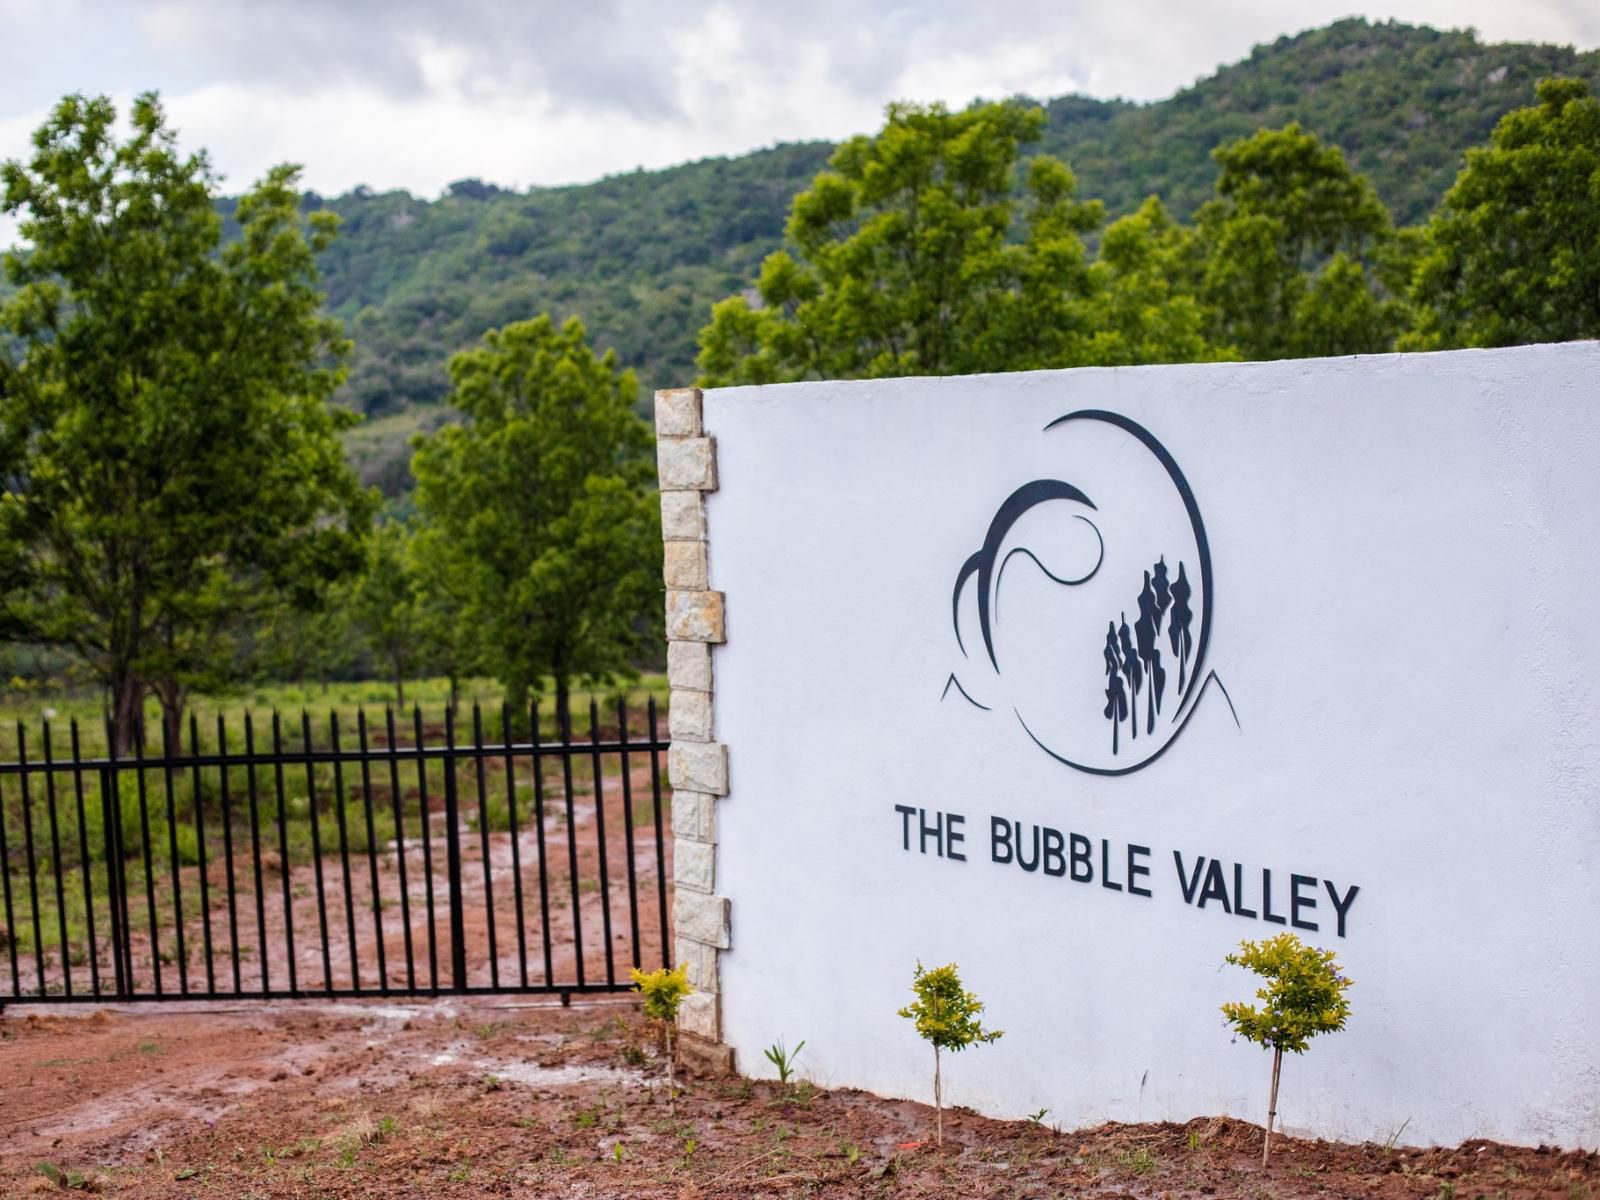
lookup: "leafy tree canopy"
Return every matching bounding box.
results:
[696,102,1107,385]
[1194,122,1400,359]
[897,960,1004,1053]
[0,93,371,744]
[1403,76,1600,348]
[1222,932,1353,1055]
[346,520,423,710]
[410,314,661,721]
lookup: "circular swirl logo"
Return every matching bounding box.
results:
[944,409,1234,774]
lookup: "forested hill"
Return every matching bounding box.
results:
[257,18,1598,491]
[1033,21,1598,222]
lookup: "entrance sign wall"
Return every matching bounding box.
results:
[656,343,1600,1150]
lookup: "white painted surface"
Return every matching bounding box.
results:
[703,344,1600,1150]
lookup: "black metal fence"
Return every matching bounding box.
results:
[0,700,672,1004]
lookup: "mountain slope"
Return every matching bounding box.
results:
[1035,19,1599,223]
[196,20,1600,489]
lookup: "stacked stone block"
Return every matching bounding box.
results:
[655,387,734,1074]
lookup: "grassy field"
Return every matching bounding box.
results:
[0,675,670,977]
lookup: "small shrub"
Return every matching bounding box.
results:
[631,963,692,1115]
[897,961,1002,1148]
[1222,932,1353,1167]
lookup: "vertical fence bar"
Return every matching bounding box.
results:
[616,700,641,970]
[98,759,128,1000]
[17,725,45,994]
[385,708,416,991]
[530,704,554,987]
[501,705,528,989]
[244,714,269,995]
[104,726,134,998]
[187,715,215,995]
[301,712,333,993]
[648,698,670,968]
[329,714,360,992]
[412,707,438,993]
[69,722,101,996]
[216,717,241,995]
[157,719,188,993]
[442,707,467,992]
[42,724,72,997]
[559,702,584,987]
[356,711,388,994]
[588,701,616,987]
[0,768,19,996]
[471,705,498,990]
[132,721,162,995]
[271,713,298,996]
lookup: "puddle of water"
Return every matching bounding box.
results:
[480,1059,642,1088]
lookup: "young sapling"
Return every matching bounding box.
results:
[631,963,692,1115]
[763,1036,806,1086]
[897,961,1003,1148]
[1221,932,1353,1167]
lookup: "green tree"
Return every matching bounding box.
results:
[1086,198,1232,365]
[0,93,371,750]
[254,603,356,697]
[897,961,1003,1148]
[1195,123,1400,359]
[1404,77,1600,348]
[410,314,660,722]
[1222,933,1354,1166]
[409,521,481,715]
[347,521,423,709]
[695,101,1107,385]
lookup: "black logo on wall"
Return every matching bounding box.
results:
[944,410,1237,775]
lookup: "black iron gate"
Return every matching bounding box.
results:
[0,700,672,1004]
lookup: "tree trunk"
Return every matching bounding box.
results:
[1263,1045,1283,1167]
[555,675,571,735]
[154,679,187,756]
[110,668,145,756]
[666,1022,677,1118]
[503,669,533,738]
[394,662,406,711]
[934,1045,943,1148]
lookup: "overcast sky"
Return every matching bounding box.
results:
[2,0,1596,244]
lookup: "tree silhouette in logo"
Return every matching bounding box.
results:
[1135,570,1167,735]
[1102,622,1129,755]
[1103,557,1195,755]
[1118,615,1141,742]
[1169,561,1194,693]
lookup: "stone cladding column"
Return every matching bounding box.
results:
[655,386,734,1074]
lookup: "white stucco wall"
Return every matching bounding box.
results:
[702,343,1600,1150]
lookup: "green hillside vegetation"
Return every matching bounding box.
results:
[6,19,1597,502]
[263,17,1598,493]
[1034,19,1600,225]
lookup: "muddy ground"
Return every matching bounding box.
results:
[1,1000,1594,1199]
